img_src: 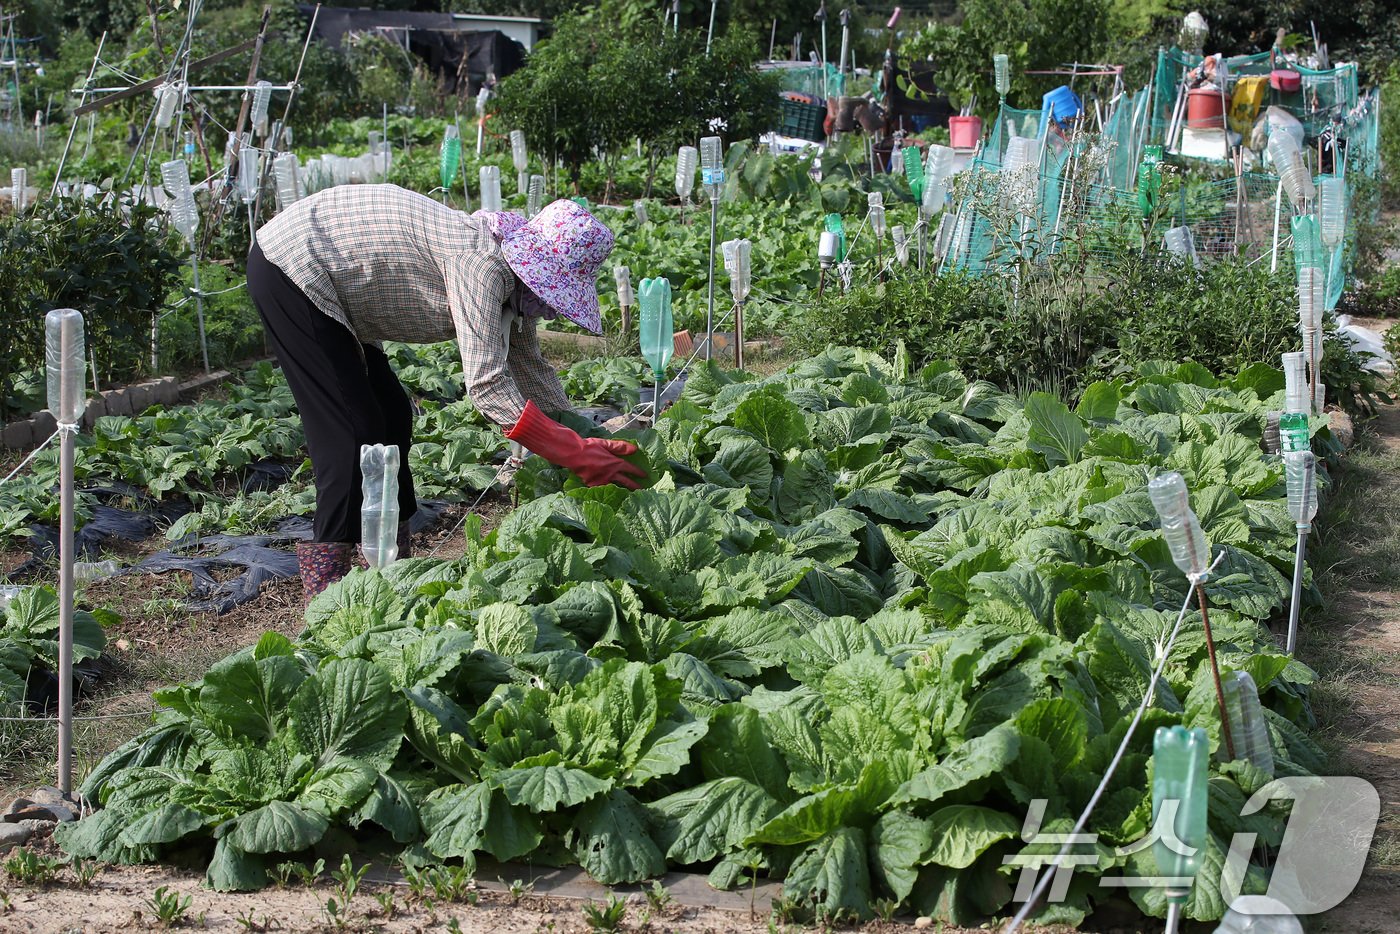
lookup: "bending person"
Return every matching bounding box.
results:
[248,186,643,599]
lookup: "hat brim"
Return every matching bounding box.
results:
[499,228,603,334]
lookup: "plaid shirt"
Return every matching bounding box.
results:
[256,184,571,427]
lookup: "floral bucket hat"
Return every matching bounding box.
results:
[475,200,614,334]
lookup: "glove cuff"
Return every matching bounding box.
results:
[505,400,582,464]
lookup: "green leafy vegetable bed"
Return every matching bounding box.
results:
[60,348,1322,926]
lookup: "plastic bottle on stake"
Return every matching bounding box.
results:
[359,443,400,569]
[527,175,545,218]
[1152,725,1210,903]
[902,145,924,201]
[699,136,724,201]
[250,80,272,138]
[994,53,1010,98]
[1220,671,1276,776]
[45,309,87,426]
[273,153,300,212]
[633,200,648,225]
[1291,214,1322,272]
[721,238,752,303]
[440,125,461,190]
[1213,897,1305,934]
[10,167,25,213]
[510,130,528,193]
[154,83,180,129]
[638,277,674,381]
[1148,471,1211,578]
[614,265,634,307]
[1318,176,1346,249]
[892,225,909,265]
[479,165,502,212]
[675,146,698,203]
[1279,351,1310,452]
[237,147,260,205]
[159,159,199,242]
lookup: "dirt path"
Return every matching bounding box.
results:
[1309,320,1400,933]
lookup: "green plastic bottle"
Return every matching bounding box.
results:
[1279,351,1309,452]
[1152,725,1210,901]
[902,145,925,201]
[638,278,674,381]
[439,126,461,190]
[823,213,847,262]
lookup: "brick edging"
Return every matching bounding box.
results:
[1,376,183,451]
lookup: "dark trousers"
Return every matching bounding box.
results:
[247,243,416,544]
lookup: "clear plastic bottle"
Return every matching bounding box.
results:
[440,125,461,190]
[1164,225,1200,268]
[926,144,956,185]
[273,153,300,212]
[527,174,545,218]
[10,166,25,213]
[614,265,634,306]
[159,159,199,242]
[675,145,698,202]
[510,129,528,193]
[633,200,649,225]
[183,129,195,160]
[237,147,261,205]
[891,225,909,265]
[1297,266,1321,333]
[1284,450,1318,529]
[359,443,400,569]
[638,277,674,379]
[1318,176,1345,248]
[479,165,502,212]
[1213,896,1304,934]
[699,136,724,201]
[45,308,87,426]
[994,53,1011,97]
[818,230,840,268]
[721,238,752,302]
[250,80,272,138]
[921,175,946,218]
[1280,352,1310,452]
[1220,670,1276,775]
[1148,471,1211,578]
[154,82,180,129]
[1152,725,1210,897]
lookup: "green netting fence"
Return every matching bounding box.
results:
[944,85,1379,312]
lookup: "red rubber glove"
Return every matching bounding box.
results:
[506,401,646,490]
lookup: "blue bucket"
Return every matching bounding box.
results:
[1039,85,1083,135]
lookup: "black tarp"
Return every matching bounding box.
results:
[297,6,526,93]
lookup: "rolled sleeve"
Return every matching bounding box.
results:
[509,317,573,416]
[445,253,529,427]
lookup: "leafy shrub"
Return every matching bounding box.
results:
[0,195,182,419]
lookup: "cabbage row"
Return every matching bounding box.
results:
[59,348,1324,925]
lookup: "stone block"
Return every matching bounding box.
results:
[126,382,152,414]
[102,387,131,417]
[29,410,56,445]
[0,419,31,451]
[151,376,179,406]
[80,395,106,430]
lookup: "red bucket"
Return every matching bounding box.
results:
[1271,69,1302,93]
[949,115,982,149]
[1186,87,1231,128]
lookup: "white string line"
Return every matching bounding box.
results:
[0,429,61,487]
[1003,547,1228,933]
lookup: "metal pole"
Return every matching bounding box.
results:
[705,0,717,54]
[734,301,744,370]
[1165,902,1182,934]
[1287,528,1307,654]
[705,198,717,360]
[52,32,107,197]
[1270,179,1284,272]
[57,422,74,794]
[838,10,850,78]
[191,252,210,373]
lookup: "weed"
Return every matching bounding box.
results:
[275,857,324,888]
[402,864,431,903]
[374,890,397,918]
[323,854,370,929]
[68,856,100,888]
[645,879,672,911]
[581,894,627,932]
[446,918,464,934]
[0,885,10,911]
[144,886,192,928]
[504,875,533,904]
[426,864,475,904]
[234,910,279,931]
[3,848,63,884]
[874,896,900,921]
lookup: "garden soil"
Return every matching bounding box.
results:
[5,386,1400,932]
